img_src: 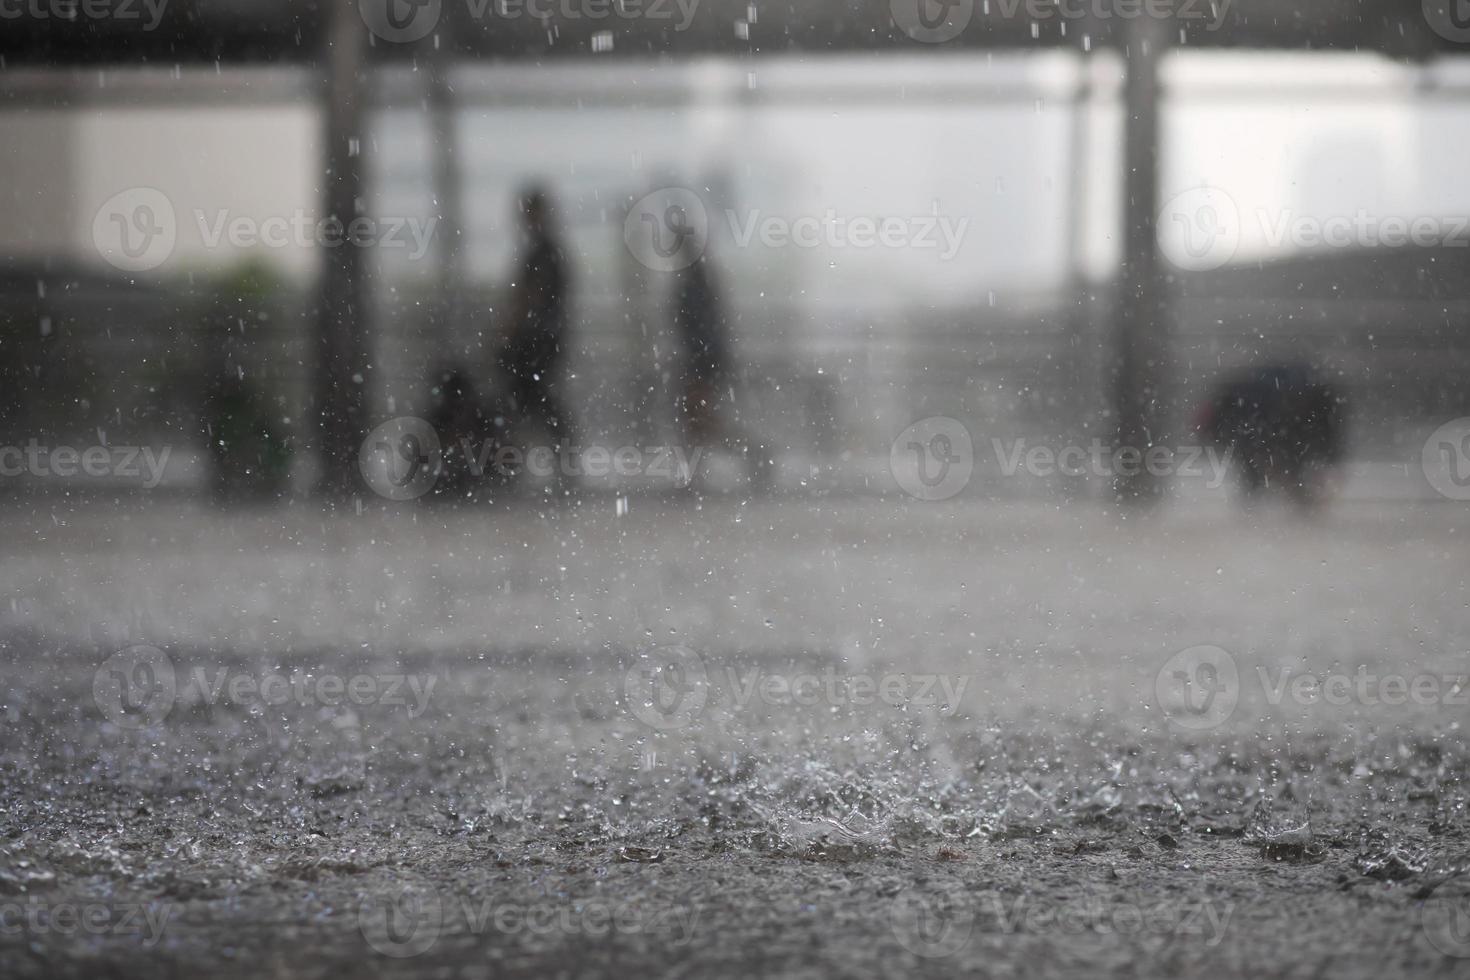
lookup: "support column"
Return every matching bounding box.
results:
[314,3,371,499]
[427,21,465,364]
[1113,15,1168,502]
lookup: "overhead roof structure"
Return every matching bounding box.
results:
[1,0,1465,64]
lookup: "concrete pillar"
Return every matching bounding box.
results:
[314,3,372,498]
[1113,14,1168,502]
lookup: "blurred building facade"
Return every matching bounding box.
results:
[3,49,1469,496]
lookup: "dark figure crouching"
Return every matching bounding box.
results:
[1195,364,1346,508]
[427,367,508,501]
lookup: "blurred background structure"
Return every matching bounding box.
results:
[3,0,1470,501]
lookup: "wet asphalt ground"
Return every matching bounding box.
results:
[1,496,1468,978]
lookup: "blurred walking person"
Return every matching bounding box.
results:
[498,187,574,462]
[672,254,773,491]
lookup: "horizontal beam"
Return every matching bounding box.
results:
[0,0,1460,65]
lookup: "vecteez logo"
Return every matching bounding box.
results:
[1424,0,1470,43]
[623,187,970,272]
[1422,418,1470,501]
[992,438,1232,487]
[92,187,177,273]
[890,891,975,958]
[91,188,439,273]
[92,645,439,728]
[1159,188,1470,272]
[891,892,1234,956]
[890,422,1232,501]
[0,0,170,29]
[623,645,710,730]
[619,651,971,731]
[1158,187,1242,272]
[357,416,708,499]
[359,885,444,958]
[358,883,699,957]
[359,417,444,501]
[1154,644,1470,729]
[359,0,442,43]
[93,645,177,729]
[624,187,710,272]
[1422,894,1470,957]
[890,417,974,502]
[359,0,704,42]
[893,0,1233,43]
[891,0,975,43]
[0,898,174,948]
[192,209,438,259]
[0,441,173,488]
[1154,645,1240,731]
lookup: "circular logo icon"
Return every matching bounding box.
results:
[891,0,975,43]
[890,891,973,958]
[359,417,442,501]
[1157,187,1241,272]
[359,0,441,43]
[359,884,443,958]
[624,187,709,273]
[1423,895,1470,957]
[93,645,177,729]
[1155,645,1239,731]
[623,645,709,730]
[1422,418,1470,501]
[1424,0,1470,43]
[890,417,974,502]
[92,188,177,273]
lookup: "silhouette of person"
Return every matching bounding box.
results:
[498,187,573,455]
[671,254,773,490]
